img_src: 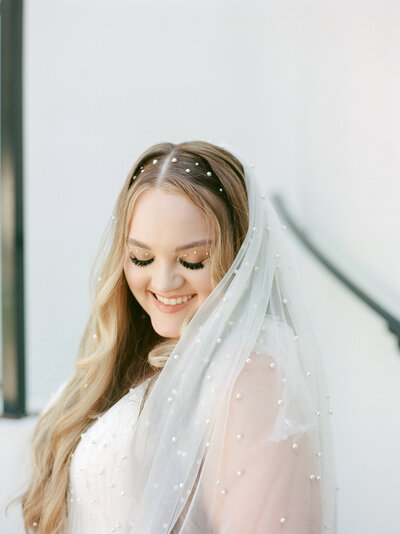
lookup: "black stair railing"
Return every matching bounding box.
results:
[272,194,400,350]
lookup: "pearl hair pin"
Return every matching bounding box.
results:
[162,161,226,196]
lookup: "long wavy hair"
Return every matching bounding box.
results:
[18,141,249,533]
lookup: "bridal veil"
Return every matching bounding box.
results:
[126,144,336,533]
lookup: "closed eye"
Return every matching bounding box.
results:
[179,259,205,270]
[129,255,154,267]
[129,255,205,270]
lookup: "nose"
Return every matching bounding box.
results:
[151,258,184,294]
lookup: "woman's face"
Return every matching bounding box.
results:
[124,188,214,339]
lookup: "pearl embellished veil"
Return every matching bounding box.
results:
[127,145,336,533]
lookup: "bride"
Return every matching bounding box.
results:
[20,141,336,533]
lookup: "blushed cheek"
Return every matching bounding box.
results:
[199,269,213,298]
[124,268,147,301]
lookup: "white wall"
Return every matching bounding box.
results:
[24,0,289,411]
[290,0,400,313]
[286,233,400,534]
[0,417,36,534]
[1,0,399,533]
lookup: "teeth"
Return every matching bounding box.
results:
[155,293,193,305]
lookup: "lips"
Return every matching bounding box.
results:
[150,291,196,314]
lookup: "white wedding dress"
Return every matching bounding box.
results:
[41,319,335,534]
[66,378,151,533]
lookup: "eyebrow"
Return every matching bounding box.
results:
[126,237,212,253]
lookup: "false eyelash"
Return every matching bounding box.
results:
[179,259,205,270]
[129,256,154,267]
[129,255,205,270]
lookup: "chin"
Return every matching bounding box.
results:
[151,319,181,340]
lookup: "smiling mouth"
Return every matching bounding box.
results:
[152,292,196,306]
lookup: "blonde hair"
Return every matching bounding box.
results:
[17,141,249,533]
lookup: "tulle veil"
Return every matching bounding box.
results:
[124,144,337,533]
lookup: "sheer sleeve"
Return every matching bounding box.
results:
[186,349,323,533]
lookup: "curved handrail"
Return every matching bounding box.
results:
[272,194,400,350]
